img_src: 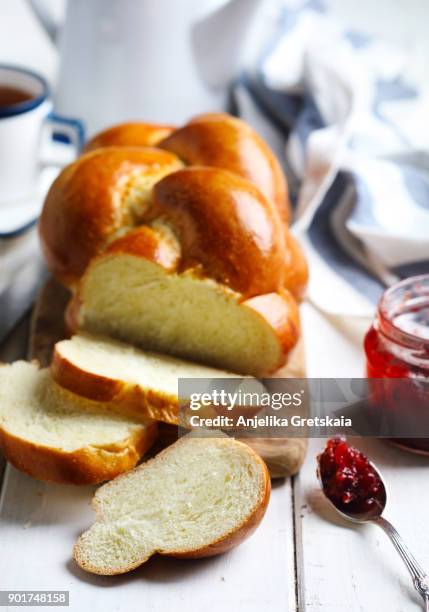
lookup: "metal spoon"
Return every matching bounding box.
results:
[318,460,429,610]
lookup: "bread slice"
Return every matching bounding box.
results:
[52,333,241,425]
[67,232,300,377]
[0,361,157,484]
[74,433,270,575]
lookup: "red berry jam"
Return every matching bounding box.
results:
[318,437,385,516]
[364,275,429,454]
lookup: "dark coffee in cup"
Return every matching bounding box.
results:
[0,85,32,108]
[0,65,84,204]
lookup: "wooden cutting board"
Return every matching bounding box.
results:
[29,278,308,477]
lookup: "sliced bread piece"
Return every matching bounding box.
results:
[68,249,300,377]
[74,433,270,575]
[52,333,241,425]
[0,361,157,484]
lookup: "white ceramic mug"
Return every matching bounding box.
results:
[0,64,84,203]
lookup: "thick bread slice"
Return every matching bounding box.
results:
[68,225,300,376]
[74,434,270,575]
[70,251,299,376]
[52,333,240,425]
[0,361,157,484]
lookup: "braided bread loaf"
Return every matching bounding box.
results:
[39,113,307,376]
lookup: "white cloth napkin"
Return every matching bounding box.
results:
[234,0,429,318]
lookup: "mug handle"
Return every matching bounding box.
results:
[44,111,85,154]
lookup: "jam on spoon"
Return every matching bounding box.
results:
[317,437,429,609]
[317,436,385,518]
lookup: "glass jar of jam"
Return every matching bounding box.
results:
[364,274,429,454]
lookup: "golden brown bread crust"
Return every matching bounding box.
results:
[283,233,309,300]
[169,452,271,559]
[104,225,179,270]
[82,114,289,224]
[39,114,306,297]
[39,147,182,287]
[148,167,287,297]
[243,289,301,365]
[73,437,270,574]
[83,122,175,153]
[51,346,180,425]
[0,420,158,485]
[51,347,123,403]
[161,113,290,224]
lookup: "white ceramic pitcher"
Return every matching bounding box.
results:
[32,0,261,134]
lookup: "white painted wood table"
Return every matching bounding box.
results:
[1,304,429,612]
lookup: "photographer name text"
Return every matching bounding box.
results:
[188,414,352,429]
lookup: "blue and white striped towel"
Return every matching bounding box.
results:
[234,0,429,316]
